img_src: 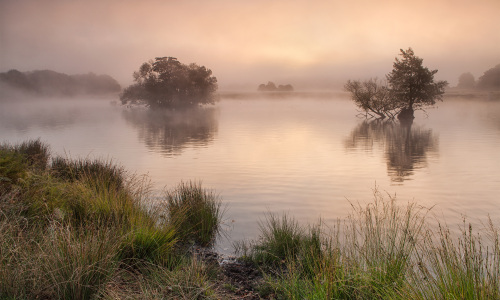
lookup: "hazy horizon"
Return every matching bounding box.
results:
[1,0,499,90]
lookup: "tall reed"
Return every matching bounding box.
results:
[246,188,431,299]
[407,218,500,299]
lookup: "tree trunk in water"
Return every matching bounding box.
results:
[397,107,414,126]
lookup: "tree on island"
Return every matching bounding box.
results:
[344,78,397,119]
[258,81,294,92]
[120,57,218,108]
[457,72,476,89]
[387,48,448,120]
[345,48,448,122]
[477,64,500,90]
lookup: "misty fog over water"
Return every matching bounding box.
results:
[1,94,499,253]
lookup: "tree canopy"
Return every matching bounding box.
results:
[120,57,218,108]
[457,72,476,89]
[477,64,500,90]
[386,48,448,114]
[345,48,448,121]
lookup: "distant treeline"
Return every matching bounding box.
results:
[0,69,121,96]
[258,81,294,92]
[457,64,500,90]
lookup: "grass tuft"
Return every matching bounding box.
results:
[165,181,225,247]
[14,138,51,171]
[51,156,126,191]
[0,148,27,188]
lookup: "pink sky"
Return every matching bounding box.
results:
[1,0,499,89]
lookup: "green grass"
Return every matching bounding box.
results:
[0,139,225,299]
[0,138,50,190]
[165,181,225,247]
[51,156,126,191]
[242,188,500,300]
[0,148,26,188]
[14,138,51,171]
[406,218,500,299]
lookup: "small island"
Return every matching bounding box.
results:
[257,81,294,92]
[120,56,218,109]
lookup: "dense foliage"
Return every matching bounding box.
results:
[120,57,218,108]
[0,69,121,96]
[386,48,448,114]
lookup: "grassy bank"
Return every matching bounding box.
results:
[237,190,500,299]
[0,139,224,299]
[1,139,499,299]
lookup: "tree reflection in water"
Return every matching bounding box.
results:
[345,120,438,183]
[122,106,218,156]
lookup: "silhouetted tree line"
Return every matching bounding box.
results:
[120,57,218,108]
[0,69,121,96]
[258,81,294,92]
[457,64,500,90]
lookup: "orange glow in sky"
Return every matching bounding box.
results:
[1,0,499,89]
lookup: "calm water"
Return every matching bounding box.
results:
[1,93,499,253]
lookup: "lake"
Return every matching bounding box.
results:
[1,92,499,253]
